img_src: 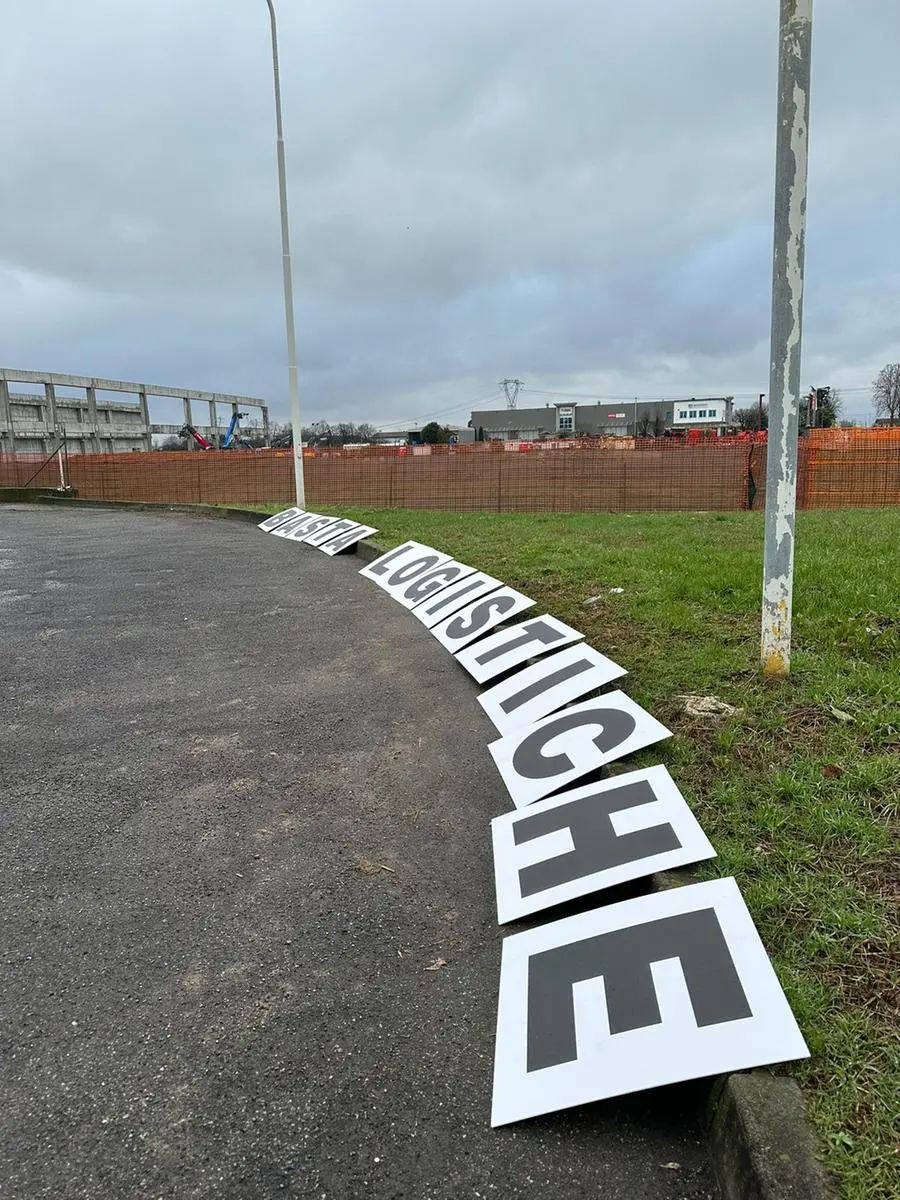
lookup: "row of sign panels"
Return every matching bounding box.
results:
[257,506,379,555]
[257,515,809,1128]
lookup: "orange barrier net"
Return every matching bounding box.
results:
[1,431,897,512]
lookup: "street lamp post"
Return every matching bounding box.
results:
[263,0,305,507]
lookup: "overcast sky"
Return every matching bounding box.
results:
[2,1,898,428]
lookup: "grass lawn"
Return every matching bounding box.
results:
[265,503,899,1199]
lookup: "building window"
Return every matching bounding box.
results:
[557,412,574,433]
[679,410,688,419]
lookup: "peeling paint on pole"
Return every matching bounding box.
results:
[761,0,813,678]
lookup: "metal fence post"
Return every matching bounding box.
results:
[761,0,814,678]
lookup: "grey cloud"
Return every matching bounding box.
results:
[2,0,899,424]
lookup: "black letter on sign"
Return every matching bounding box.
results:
[526,908,753,1072]
[512,706,636,780]
[473,618,569,668]
[402,563,469,604]
[420,575,490,617]
[385,555,444,586]
[366,543,415,576]
[515,779,682,898]
[444,593,519,640]
[500,655,594,715]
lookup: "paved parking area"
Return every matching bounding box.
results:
[0,505,716,1199]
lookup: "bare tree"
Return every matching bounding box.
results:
[872,363,900,425]
[156,434,187,451]
[823,387,842,426]
[269,422,294,448]
[269,420,379,448]
[734,404,768,432]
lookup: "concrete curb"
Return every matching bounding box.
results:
[2,496,387,556]
[13,495,266,525]
[9,503,831,1197]
[355,537,388,563]
[707,1072,834,1200]
[0,487,74,503]
[6,499,389,552]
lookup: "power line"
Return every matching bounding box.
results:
[521,385,876,403]
[522,386,758,403]
[376,391,498,430]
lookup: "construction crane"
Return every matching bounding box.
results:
[179,424,213,450]
[179,413,255,450]
[222,411,249,448]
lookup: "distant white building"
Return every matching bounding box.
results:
[672,398,732,431]
[469,397,735,440]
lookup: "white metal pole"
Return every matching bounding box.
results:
[761,0,813,678]
[264,0,305,507]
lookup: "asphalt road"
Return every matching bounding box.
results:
[0,505,717,1200]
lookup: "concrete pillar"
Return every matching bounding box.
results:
[262,404,270,446]
[183,398,194,449]
[85,385,102,453]
[0,378,13,449]
[45,381,59,441]
[208,400,218,446]
[138,391,152,451]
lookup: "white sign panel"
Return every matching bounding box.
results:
[430,589,536,653]
[258,507,303,532]
[410,572,505,628]
[491,765,716,923]
[391,560,477,611]
[319,524,379,555]
[304,517,360,547]
[488,690,671,809]
[271,511,324,539]
[454,615,585,684]
[477,644,627,735]
[289,513,342,542]
[491,877,809,1126]
[359,541,452,594]
[359,539,421,579]
[271,512,314,538]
